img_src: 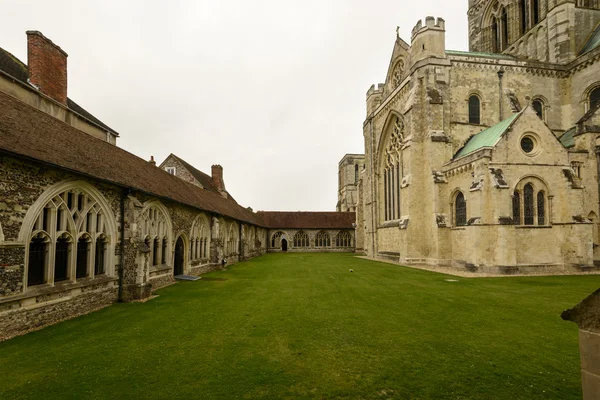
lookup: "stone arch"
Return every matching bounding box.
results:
[582,82,600,112]
[270,231,286,249]
[19,180,118,289]
[378,111,405,223]
[190,213,210,260]
[19,180,118,243]
[512,176,550,226]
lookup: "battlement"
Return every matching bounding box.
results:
[411,16,445,40]
[366,83,385,99]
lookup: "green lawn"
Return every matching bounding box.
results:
[1,253,599,400]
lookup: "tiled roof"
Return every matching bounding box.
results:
[559,126,577,149]
[167,154,237,203]
[454,112,522,159]
[446,50,516,60]
[0,46,118,136]
[256,212,356,229]
[0,91,265,226]
[579,22,600,56]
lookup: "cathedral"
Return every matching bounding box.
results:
[343,0,600,274]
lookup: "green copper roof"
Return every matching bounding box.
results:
[446,50,516,60]
[559,126,576,148]
[579,23,600,56]
[454,112,521,159]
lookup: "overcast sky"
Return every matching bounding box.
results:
[1,0,469,211]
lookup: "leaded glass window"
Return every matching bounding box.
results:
[591,86,600,110]
[315,231,331,247]
[524,184,535,225]
[293,231,310,248]
[335,231,351,247]
[537,191,545,225]
[455,192,467,226]
[469,96,481,124]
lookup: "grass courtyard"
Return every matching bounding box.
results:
[1,253,599,400]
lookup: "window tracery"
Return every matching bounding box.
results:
[315,231,331,247]
[26,187,113,288]
[271,231,285,248]
[139,204,170,267]
[293,231,309,248]
[191,214,209,260]
[381,115,404,222]
[335,231,352,247]
[391,59,405,89]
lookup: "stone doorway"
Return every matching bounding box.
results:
[281,238,288,252]
[174,237,184,275]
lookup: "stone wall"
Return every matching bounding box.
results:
[267,229,355,253]
[0,155,267,340]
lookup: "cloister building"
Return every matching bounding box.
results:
[0,31,355,340]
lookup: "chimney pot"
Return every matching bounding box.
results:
[26,31,68,105]
[149,156,156,166]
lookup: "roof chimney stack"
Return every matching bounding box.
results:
[211,164,227,195]
[26,31,68,105]
[149,156,156,166]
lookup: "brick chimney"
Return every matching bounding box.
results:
[26,31,68,105]
[211,164,226,194]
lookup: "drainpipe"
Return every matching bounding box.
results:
[498,70,505,122]
[118,188,130,302]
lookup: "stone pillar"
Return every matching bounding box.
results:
[562,288,600,400]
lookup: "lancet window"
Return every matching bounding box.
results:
[512,179,548,226]
[469,95,481,124]
[454,192,467,226]
[26,187,113,288]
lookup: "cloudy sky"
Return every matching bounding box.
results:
[1,0,469,211]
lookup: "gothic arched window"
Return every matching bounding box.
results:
[520,0,528,33]
[537,191,546,225]
[24,185,115,288]
[492,18,499,52]
[501,8,508,49]
[532,0,540,25]
[524,183,535,225]
[469,95,481,124]
[293,231,310,248]
[590,86,600,110]
[455,192,467,226]
[271,231,284,248]
[532,99,544,120]
[335,231,352,247]
[380,115,403,222]
[315,231,331,247]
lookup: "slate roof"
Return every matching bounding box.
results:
[256,212,356,229]
[454,112,522,159]
[579,22,600,56]
[559,126,577,149]
[165,154,237,203]
[0,90,264,226]
[0,46,118,136]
